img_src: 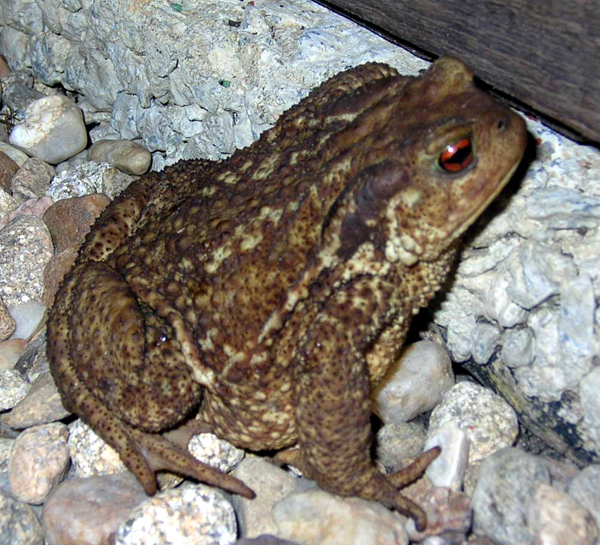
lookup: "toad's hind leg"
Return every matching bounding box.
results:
[48,261,253,498]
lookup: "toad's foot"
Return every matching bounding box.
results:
[276,446,440,531]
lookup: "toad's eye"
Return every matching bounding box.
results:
[438,138,473,172]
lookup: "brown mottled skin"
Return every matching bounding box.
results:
[48,58,526,529]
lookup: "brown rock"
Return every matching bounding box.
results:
[43,473,148,545]
[0,151,19,193]
[0,55,10,77]
[42,245,79,307]
[43,193,110,253]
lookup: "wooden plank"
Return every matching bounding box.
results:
[315,0,600,142]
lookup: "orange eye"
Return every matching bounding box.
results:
[439,138,473,172]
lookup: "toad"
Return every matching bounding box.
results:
[48,58,526,530]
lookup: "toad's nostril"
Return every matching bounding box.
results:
[497,117,509,131]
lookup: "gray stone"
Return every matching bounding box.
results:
[501,327,535,368]
[0,214,53,308]
[0,370,29,411]
[580,369,600,456]
[7,300,46,341]
[232,455,298,538]
[10,157,56,201]
[424,420,469,491]
[429,382,518,464]
[568,465,600,538]
[0,142,29,166]
[115,484,238,545]
[188,433,245,475]
[375,421,427,471]
[10,95,87,164]
[0,297,15,341]
[0,488,43,545]
[528,484,597,545]
[472,448,550,545]
[47,161,111,200]
[373,341,455,424]
[273,488,408,545]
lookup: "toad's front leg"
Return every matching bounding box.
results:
[289,286,439,531]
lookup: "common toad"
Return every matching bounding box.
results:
[48,58,526,529]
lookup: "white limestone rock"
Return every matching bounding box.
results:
[9,95,87,164]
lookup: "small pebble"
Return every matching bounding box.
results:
[9,423,70,504]
[10,157,56,201]
[43,193,110,252]
[0,187,19,220]
[189,432,245,474]
[89,139,152,175]
[472,447,550,545]
[0,297,16,341]
[0,369,30,410]
[0,142,30,166]
[0,338,26,370]
[3,372,70,429]
[10,95,88,164]
[0,150,19,192]
[232,455,298,538]
[115,484,238,545]
[42,246,79,307]
[0,488,44,545]
[528,484,597,545]
[375,421,427,471]
[425,420,469,491]
[8,300,46,340]
[373,341,455,424]
[429,381,518,464]
[43,473,148,545]
[406,487,472,545]
[0,214,54,308]
[273,487,409,545]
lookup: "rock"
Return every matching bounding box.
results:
[10,157,56,201]
[114,484,238,545]
[0,297,16,341]
[43,193,111,253]
[0,369,30,410]
[375,421,427,471]
[2,372,70,429]
[0,195,54,228]
[424,420,469,491]
[273,487,409,545]
[0,437,14,472]
[580,368,600,449]
[528,484,597,545]
[0,214,53,308]
[188,432,245,474]
[8,423,70,504]
[101,167,137,198]
[89,139,152,175]
[42,246,79,307]
[428,382,518,464]
[232,455,298,538]
[0,54,10,77]
[0,150,19,192]
[406,487,472,545]
[55,148,90,174]
[0,186,19,220]
[8,300,46,340]
[0,488,43,545]
[9,95,87,164]
[43,473,148,545]
[12,330,48,383]
[46,161,112,200]
[373,341,454,424]
[0,338,26,370]
[472,448,550,545]
[235,536,299,545]
[568,465,600,537]
[68,419,127,479]
[0,142,30,166]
